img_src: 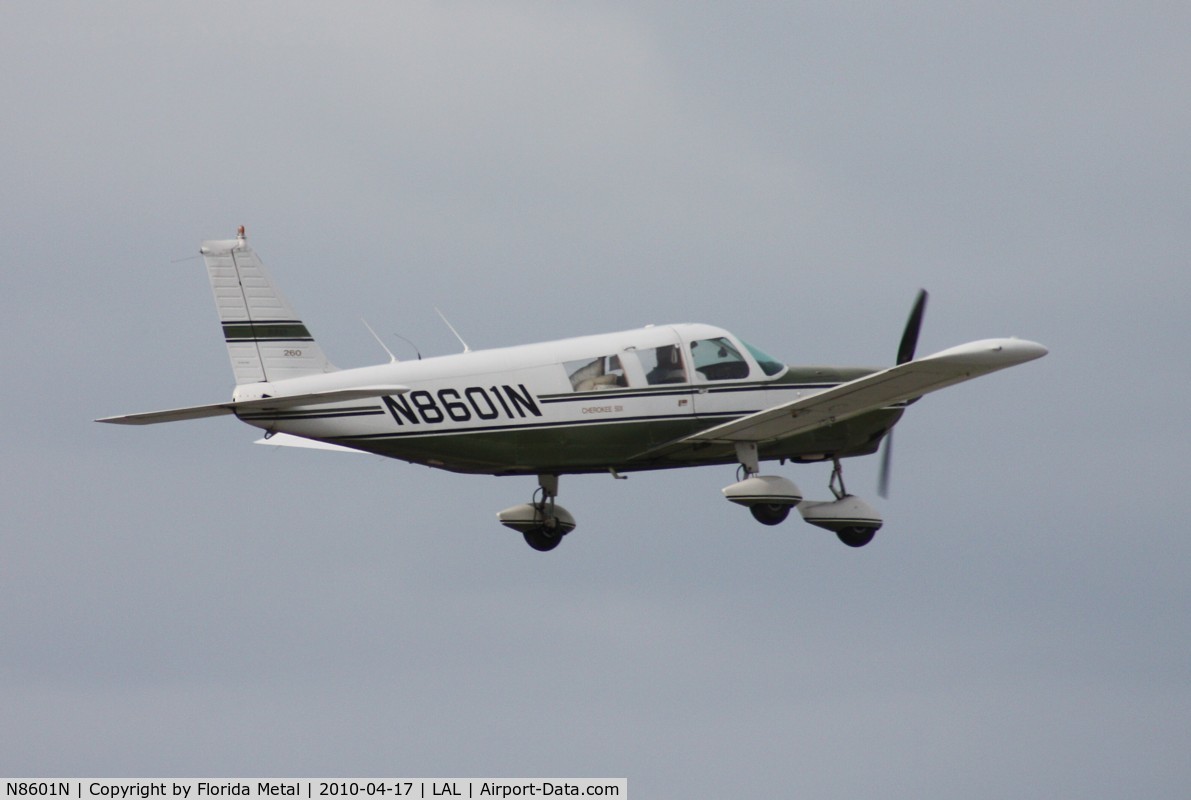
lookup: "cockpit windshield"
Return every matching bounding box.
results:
[741,340,787,377]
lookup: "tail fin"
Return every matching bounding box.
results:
[199,227,336,384]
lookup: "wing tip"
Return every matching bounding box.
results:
[925,338,1048,367]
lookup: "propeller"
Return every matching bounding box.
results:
[896,289,929,366]
[878,289,928,498]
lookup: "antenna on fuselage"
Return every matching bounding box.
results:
[361,318,398,363]
[435,307,472,353]
[392,331,422,360]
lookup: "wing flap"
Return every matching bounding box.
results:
[96,385,408,426]
[683,338,1047,446]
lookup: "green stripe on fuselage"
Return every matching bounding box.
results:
[222,321,313,341]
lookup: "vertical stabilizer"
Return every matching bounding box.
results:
[199,228,336,384]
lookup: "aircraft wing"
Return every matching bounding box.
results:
[96,385,409,426]
[682,338,1047,446]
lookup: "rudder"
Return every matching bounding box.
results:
[199,227,336,384]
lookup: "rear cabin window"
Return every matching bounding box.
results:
[689,337,751,381]
[566,354,628,391]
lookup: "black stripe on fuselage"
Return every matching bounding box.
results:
[333,412,710,443]
[538,388,695,404]
[537,382,837,404]
[235,405,385,422]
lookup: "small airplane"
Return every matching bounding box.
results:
[98,227,1047,551]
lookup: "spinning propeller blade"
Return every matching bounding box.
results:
[897,288,929,365]
[878,432,894,498]
[879,289,928,498]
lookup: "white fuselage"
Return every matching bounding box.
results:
[234,323,874,475]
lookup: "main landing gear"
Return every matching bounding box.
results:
[723,448,884,548]
[497,474,577,552]
[722,442,804,526]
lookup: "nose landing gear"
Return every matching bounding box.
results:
[797,458,883,548]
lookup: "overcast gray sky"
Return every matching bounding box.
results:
[2,2,1188,796]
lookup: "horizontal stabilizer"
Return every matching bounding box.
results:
[681,338,1047,446]
[254,432,364,453]
[96,385,408,426]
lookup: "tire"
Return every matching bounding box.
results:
[750,503,791,526]
[523,526,564,552]
[836,526,877,548]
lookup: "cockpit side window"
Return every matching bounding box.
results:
[641,344,688,385]
[566,354,629,391]
[689,337,750,381]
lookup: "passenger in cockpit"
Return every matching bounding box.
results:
[646,345,686,384]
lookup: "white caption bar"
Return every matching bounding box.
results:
[2,781,626,800]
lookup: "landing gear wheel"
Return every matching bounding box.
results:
[523,526,564,552]
[750,503,791,526]
[836,526,876,548]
